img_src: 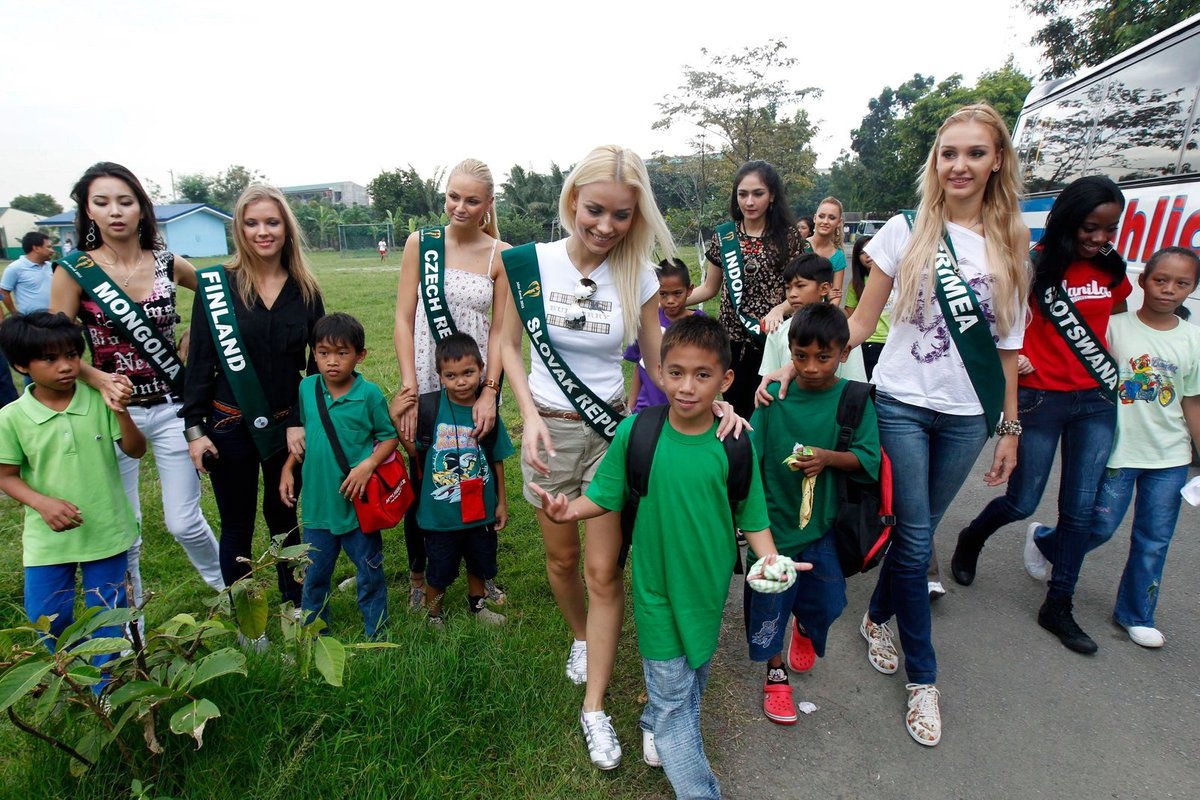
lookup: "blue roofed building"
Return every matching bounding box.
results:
[36,203,233,258]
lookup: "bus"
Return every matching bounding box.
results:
[1011,13,1200,315]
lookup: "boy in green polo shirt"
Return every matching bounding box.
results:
[0,311,145,672]
[280,313,398,639]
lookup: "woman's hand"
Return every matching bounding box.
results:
[390,387,418,441]
[1017,354,1035,375]
[97,371,134,412]
[521,413,556,477]
[755,363,797,407]
[188,435,218,472]
[762,305,787,334]
[712,400,752,440]
[984,435,1019,487]
[286,427,306,461]
[177,329,191,364]
[471,388,497,439]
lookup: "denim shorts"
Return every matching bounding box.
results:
[425,524,498,589]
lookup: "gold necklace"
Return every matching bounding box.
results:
[97,247,148,287]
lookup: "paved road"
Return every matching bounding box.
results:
[708,449,1199,800]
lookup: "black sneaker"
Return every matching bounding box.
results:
[950,529,983,586]
[1038,596,1098,655]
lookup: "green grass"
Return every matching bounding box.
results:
[0,249,697,799]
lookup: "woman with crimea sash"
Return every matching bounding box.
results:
[687,160,807,419]
[181,185,325,612]
[51,162,224,604]
[392,158,512,609]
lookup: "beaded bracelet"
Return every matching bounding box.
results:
[996,419,1023,437]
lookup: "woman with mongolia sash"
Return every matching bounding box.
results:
[760,104,1030,747]
[392,158,511,609]
[687,160,807,419]
[181,185,324,611]
[50,162,223,604]
[952,176,1128,655]
[499,144,745,771]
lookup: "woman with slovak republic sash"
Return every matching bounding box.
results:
[51,162,224,604]
[181,185,325,620]
[953,176,1129,656]
[391,158,512,610]
[760,104,1030,747]
[688,160,807,418]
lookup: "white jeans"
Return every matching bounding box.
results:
[120,401,224,599]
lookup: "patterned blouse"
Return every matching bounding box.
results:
[705,224,808,345]
[412,267,494,394]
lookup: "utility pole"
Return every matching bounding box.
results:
[168,170,176,202]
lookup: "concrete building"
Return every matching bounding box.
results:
[280,181,370,207]
[0,207,43,258]
[36,204,234,258]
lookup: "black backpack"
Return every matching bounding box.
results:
[618,405,753,570]
[831,381,894,577]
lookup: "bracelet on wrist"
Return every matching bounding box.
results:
[996,419,1023,437]
[482,379,500,392]
[183,424,207,443]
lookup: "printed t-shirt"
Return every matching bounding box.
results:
[527,239,657,410]
[1022,258,1131,392]
[865,215,1024,416]
[705,226,807,346]
[844,279,892,344]
[416,393,514,532]
[585,414,769,669]
[1107,312,1200,469]
[623,308,705,413]
[749,379,880,556]
[297,373,398,534]
[0,383,136,566]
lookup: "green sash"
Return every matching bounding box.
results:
[714,221,765,344]
[57,250,185,395]
[418,227,457,342]
[195,266,284,460]
[502,243,624,441]
[902,211,1005,434]
[1034,283,1119,400]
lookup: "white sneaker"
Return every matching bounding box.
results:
[338,576,357,593]
[905,683,942,747]
[580,709,622,770]
[566,639,588,684]
[927,581,947,601]
[642,728,662,768]
[1125,625,1165,648]
[1024,522,1051,582]
[472,606,507,626]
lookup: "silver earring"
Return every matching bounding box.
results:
[85,219,97,247]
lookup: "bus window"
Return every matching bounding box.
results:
[1019,82,1104,193]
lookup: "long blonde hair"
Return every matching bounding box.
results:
[448,158,500,239]
[559,145,676,342]
[227,184,322,308]
[893,104,1029,336]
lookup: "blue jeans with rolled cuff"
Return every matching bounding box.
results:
[302,526,388,639]
[641,655,719,800]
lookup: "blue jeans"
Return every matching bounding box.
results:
[641,656,718,800]
[25,551,128,674]
[868,393,988,684]
[302,527,388,639]
[1087,465,1188,628]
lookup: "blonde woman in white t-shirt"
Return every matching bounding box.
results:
[758,104,1030,748]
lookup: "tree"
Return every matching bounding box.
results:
[9,193,62,217]
[367,166,445,221]
[211,165,267,212]
[1024,0,1200,79]
[496,164,566,241]
[176,174,212,204]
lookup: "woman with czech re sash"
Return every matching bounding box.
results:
[182,185,324,610]
[392,158,511,609]
[760,104,1030,747]
[51,162,223,603]
[952,176,1128,655]
[687,160,807,419]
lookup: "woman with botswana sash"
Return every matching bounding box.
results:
[391,158,512,609]
[51,162,224,604]
[181,185,325,612]
[952,176,1129,656]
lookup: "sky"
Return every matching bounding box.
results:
[0,0,1044,209]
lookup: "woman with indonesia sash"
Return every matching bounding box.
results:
[687,160,807,419]
[181,185,325,614]
[952,176,1129,655]
[50,162,224,606]
[391,158,512,610]
[498,144,747,771]
[760,104,1030,747]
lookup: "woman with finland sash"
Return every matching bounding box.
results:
[952,176,1129,655]
[50,162,224,603]
[181,185,325,613]
[760,104,1030,746]
[392,158,511,609]
[687,160,807,418]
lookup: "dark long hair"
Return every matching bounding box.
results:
[70,162,161,252]
[849,235,873,301]
[728,161,795,258]
[1034,175,1125,292]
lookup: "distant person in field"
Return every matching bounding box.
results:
[391,158,512,611]
[378,238,387,262]
[2,231,55,315]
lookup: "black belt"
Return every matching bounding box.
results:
[129,393,176,408]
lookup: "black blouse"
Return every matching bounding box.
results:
[181,267,324,429]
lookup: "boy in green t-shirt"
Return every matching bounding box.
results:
[531,315,803,797]
[748,303,880,724]
[280,313,398,640]
[0,312,145,675]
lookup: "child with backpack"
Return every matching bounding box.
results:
[395,332,513,626]
[531,314,803,798]
[747,303,881,724]
[624,258,704,413]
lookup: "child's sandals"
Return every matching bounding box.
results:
[788,621,817,672]
[860,612,899,675]
[762,678,798,725]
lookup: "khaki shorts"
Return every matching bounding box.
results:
[521,413,612,507]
